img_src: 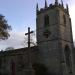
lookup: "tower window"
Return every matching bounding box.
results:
[64,45,72,73]
[63,15,66,25]
[64,45,71,67]
[44,15,49,27]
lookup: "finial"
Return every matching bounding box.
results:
[66,4,69,14]
[66,4,69,10]
[36,3,39,13]
[61,0,63,7]
[55,0,58,5]
[45,0,47,8]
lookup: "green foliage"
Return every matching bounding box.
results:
[0,14,12,40]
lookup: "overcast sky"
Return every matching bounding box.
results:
[0,0,75,50]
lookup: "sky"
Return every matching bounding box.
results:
[0,0,75,50]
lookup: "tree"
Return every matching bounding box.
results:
[0,14,11,40]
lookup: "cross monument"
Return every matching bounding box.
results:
[25,27,34,75]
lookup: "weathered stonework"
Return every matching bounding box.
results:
[0,0,74,75]
[0,46,38,75]
[36,1,74,75]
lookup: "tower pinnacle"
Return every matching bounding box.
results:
[66,4,69,14]
[55,0,58,5]
[45,0,47,8]
[36,3,39,13]
[61,0,63,7]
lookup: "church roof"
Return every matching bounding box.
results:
[0,46,38,56]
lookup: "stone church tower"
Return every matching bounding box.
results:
[36,0,74,75]
[0,0,74,75]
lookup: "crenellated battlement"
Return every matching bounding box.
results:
[36,0,69,15]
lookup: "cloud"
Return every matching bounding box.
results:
[0,30,36,50]
[0,31,25,50]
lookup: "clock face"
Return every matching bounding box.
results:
[43,29,51,38]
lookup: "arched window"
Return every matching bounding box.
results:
[63,15,66,25]
[44,15,49,27]
[64,45,72,73]
[64,45,70,66]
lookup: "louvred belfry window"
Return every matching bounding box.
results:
[44,15,49,27]
[63,15,66,25]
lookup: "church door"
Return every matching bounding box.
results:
[11,61,16,75]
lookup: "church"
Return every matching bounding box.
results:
[0,0,75,75]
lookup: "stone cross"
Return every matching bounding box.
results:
[25,27,34,48]
[25,27,34,75]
